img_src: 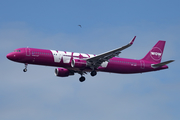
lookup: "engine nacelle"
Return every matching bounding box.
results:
[71,59,87,68]
[55,68,74,77]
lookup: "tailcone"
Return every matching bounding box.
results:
[162,65,168,69]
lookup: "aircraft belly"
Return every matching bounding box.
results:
[99,62,140,74]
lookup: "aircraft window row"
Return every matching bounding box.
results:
[32,51,52,55]
[14,50,21,52]
[110,60,137,64]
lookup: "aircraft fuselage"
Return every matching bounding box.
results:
[7,48,168,74]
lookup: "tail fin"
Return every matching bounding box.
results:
[141,40,166,63]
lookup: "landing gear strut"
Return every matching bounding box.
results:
[23,63,28,72]
[78,70,97,82]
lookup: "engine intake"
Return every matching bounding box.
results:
[71,59,87,68]
[55,68,74,77]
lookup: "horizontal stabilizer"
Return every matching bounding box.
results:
[151,60,174,68]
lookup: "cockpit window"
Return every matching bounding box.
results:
[14,50,21,52]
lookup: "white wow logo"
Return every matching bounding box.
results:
[151,52,162,57]
[150,47,163,61]
[50,50,108,68]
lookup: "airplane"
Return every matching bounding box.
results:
[6,36,174,82]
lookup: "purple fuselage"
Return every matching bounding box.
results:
[6,48,168,74]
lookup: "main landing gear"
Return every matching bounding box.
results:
[79,76,85,82]
[79,71,86,82]
[90,70,97,76]
[23,63,28,72]
[79,70,97,82]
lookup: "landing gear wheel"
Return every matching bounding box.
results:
[91,70,97,76]
[79,76,85,82]
[23,68,27,72]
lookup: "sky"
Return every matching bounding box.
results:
[0,0,180,120]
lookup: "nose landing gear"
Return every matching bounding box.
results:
[23,68,27,72]
[23,63,28,72]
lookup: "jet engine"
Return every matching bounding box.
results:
[71,59,87,68]
[55,68,74,77]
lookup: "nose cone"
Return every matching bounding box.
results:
[6,53,13,60]
[6,53,18,61]
[7,51,23,62]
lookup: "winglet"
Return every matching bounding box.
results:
[129,36,136,45]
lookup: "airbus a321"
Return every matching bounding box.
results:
[6,36,174,82]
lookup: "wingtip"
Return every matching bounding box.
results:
[129,36,136,45]
[170,60,175,62]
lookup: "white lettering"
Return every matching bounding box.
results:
[73,52,80,58]
[80,53,89,58]
[63,52,72,63]
[51,50,108,68]
[51,50,71,63]
[151,52,162,57]
[50,50,61,63]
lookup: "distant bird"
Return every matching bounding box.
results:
[78,25,82,28]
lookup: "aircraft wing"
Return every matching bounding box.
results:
[86,36,136,69]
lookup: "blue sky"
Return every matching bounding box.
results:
[0,0,180,120]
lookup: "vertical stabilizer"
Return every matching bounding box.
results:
[141,40,165,63]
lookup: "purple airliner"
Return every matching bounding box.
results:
[6,36,174,82]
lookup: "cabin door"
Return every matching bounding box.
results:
[140,60,145,69]
[26,48,31,56]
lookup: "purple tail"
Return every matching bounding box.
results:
[141,40,166,63]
